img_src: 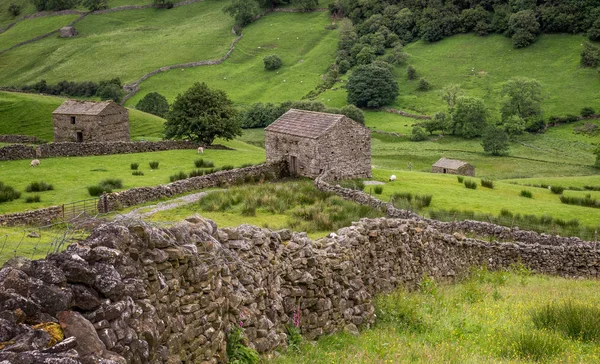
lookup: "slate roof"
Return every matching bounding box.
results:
[432,158,471,169]
[264,109,345,139]
[53,100,115,116]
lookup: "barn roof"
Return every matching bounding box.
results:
[432,158,471,169]
[53,100,116,116]
[264,109,345,139]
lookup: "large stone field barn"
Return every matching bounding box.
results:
[265,109,371,179]
[53,100,130,143]
[432,158,475,176]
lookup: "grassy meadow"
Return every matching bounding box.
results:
[0,14,79,51]
[272,270,600,363]
[0,139,266,213]
[0,0,236,85]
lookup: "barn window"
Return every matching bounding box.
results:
[70,116,76,124]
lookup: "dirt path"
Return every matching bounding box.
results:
[115,190,214,220]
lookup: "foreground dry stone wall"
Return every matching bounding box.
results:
[0,214,599,363]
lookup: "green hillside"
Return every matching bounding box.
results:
[0,14,79,51]
[0,91,164,140]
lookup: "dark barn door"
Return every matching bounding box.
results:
[289,156,298,176]
[76,131,83,143]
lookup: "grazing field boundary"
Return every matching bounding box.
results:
[0,212,598,362]
[0,134,41,144]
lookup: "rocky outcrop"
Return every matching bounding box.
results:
[0,214,599,363]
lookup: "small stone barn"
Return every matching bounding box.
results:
[265,109,371,179]
[59,26,77,38]
[52,100,130,143]
[432,158,475,176]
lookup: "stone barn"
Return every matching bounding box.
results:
[265,109,371,179]
[59,26,77,38]
[52,100,130,143]
[432,158,475,176]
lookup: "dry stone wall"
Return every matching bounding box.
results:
[0,214,598,363]
[0,144,36,161]
[0,135,40,144]
[0,206,63,227]
[100,162,287,212]
[36,140,209,159]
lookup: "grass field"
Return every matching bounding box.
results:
[0,0,236,85]
[0,14,78,51]
[273,270,600,363]
[125,10,338,107]
[0,91,165,140]
[0,139,266,213]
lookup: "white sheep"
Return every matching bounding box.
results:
[328,232,338,239]
[389,175,396,181]
[30,159,40,167]
[197,147,204,154]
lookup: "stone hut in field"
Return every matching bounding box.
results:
[59,26,77,38]
[432,158,475,176]
[52,100,130,143]
[265,109,371,179]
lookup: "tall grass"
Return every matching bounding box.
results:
[339,179,365,191]
[391,192,432,210]
[149,161,160,169]
[503,330,564,361]
[25,195,41,203]
[169,171,188,182]
[373,185,383,195]
[87,178,123,197]
[560,194,600,208]
[0,182,21,203]
[130,162,139,170]
[520,190,533,198]
[457,176,464,183]
[481,179,494,189]
[25,181,54,192]
[464,180,477,190]
[194,159,214,168]
[531,301,600,341]
[550,186,564,194]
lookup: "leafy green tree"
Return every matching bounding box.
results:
[500,77,543,122]
[507,10,539,48]
[223,0,260,27]
[263,54,283,70]
[500,114,526,135]
[292,0,318,10]
[410,126,427,141]
[589,18,600,41]
[347,63,398,108]
[136,92,169,118]
[97,83,123,103]
[482,126,509,155]
[451,96,488,138]
[83,0,107,10]
[407,65,417,80]
[423,112,446,135]
[441,84,464,112]
[355,45,376,65]
[581,42,600,68]
[417,78,432,91]
[8,3,21,16]
[165,82,241,145]
[340,105,365,124]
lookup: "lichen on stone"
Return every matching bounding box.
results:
[32,322,64,347]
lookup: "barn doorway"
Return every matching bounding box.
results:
[76,131,83,143]
[443,168,447,173]
[289,155,298,176]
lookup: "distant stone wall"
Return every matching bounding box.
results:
[384,108,432,120]
[0,205,63,227]
[100,162,287,211]
[0,135,40,144]
[0,214,598,363]
[0,144,36,161]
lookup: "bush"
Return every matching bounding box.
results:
[87,185,111,197]
[581,107,596,117]
[347,63,398,108]
[481,179,494,189]
[0,182,21,203]
[169,171,188,182]
[136,92,169,118]
[550,186,564,194]
[8,3,21,16]
[410,126,427,141]
[100,179,123,189]
[221,165,235,171]
[97,83,124,103]
[520,190,533,198]
[263,55,283,70]
[417,78,432,91]
[560,194,600,208]
[407,65,417,80]
[194,159,214,168]
[25,181,54,192]
[549,115,580,125]
[374,186,383,195]
[464,180,477,190]
[25,195,41,203]
[189,169,205,178]
[531,301,600,342]
[457,176,464,183]
[132,171,144,176]
[525,119,547,133]
[130,163,139,170]
[149,161,160,169]
[581,42,600,68]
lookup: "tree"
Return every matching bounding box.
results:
[383,45,408,66]
[423,112,446,135]
[136,92,169,118]
[581,42,600,68]
[441,84,464,112]
[417,78,432,91]
[263,55,283,70]
[507,10,539,48]
[223,0,260,27]
[410,126,427,141]
[500,77,543,122]
[500,114,526,135]
[589,18,600,41]
[165,82,241,145]
[347,63,398,108]
[407,65,417,80]
[482,126,509,155]
[97,83,123,103]
[8,3,21,16]
[451,96,488,138]
[340,105,365,124]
